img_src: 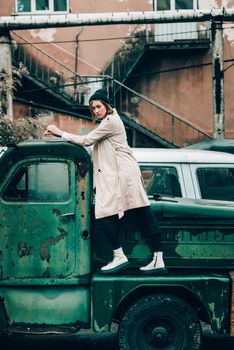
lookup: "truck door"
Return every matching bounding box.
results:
[0,158,77,280]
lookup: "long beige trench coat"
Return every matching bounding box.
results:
[62,109,150,219]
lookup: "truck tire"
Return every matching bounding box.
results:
[118,294,202,350]
[0,302,7,336]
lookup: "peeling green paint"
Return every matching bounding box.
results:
[93,319,109,333]
[40,230,67,262]
[17,242,34,258]
[208,302,225,330]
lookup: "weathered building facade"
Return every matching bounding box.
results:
[0,0,233,146]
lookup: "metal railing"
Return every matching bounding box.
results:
[12,31,84,102]
[102,23,210,81]
[12,32,113,104]
[102,25,151,80]
[111,79,211,147]
[154,21,211,41]
[12,31,211,147]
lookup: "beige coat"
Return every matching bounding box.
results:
[62,110,150,219]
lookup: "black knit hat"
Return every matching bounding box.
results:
[89,89,110,105]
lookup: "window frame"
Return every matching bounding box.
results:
[139,163,185,198]
[15,0,69,14]
[154,0,198,11]
[1,159,71,203]
[190,164,234,201]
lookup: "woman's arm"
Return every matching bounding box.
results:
[44,118,118,146]
[44,125,63,137]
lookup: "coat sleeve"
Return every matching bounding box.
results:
[62,118,118,146]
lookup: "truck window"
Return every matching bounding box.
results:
[197,167,234,201]
[3,162,69,201]
[140,166,182,197]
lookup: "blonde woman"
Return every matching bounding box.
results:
[44,89,167,275]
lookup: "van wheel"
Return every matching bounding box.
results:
[118,294,202,350]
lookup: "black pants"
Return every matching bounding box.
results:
[95,206,162,252]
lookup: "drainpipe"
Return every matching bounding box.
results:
[211,20,224,138]
[0,33,13,119]
[74,27,84,101]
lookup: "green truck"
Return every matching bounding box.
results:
[0,139,234,350]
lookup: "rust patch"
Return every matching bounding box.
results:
[40,229,68,262]
[78,161,88,178]
[52,208,61,216]
[58,227,67,236]
[17,242,34,258]
[42,267,51,278]
[80,176,87,227]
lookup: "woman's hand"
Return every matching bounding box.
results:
[44,125,63,137]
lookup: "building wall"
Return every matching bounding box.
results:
[13,101,94,136]
[0,0,234,140]
[1,0,151,75]
[128,49,213,135]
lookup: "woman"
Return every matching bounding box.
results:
[44,89,167,275]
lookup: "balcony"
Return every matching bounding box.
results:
[153,20,211,50]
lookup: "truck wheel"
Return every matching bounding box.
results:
[0,302,7,336]
[118,294,202,350]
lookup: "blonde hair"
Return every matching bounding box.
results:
[89,100,114,120]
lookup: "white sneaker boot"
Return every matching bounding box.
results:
[140,252,167,275]
[101,247,129,274]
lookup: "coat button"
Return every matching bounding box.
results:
[98,169,101,172]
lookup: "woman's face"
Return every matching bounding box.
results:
[91,100,107,121]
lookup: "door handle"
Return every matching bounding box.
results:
[60,212,75,218]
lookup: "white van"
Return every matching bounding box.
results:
[133,148,234,201]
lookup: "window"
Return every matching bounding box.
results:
[157,0,170,11]
[141,166,182,197]
[16,0,69,13]
[175,0,194,10]
[3,162,69,202]
[17,0,31,12]
[54,0,67,11]
[197,168,234,201]
[155,0,196,11]
[36,0,49,11]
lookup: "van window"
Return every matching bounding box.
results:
[141,166,182,197]
[197,167,234,201]
[3,162,69,201]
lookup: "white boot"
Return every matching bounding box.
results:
[140,252,167,274]
[101,247,129,274]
